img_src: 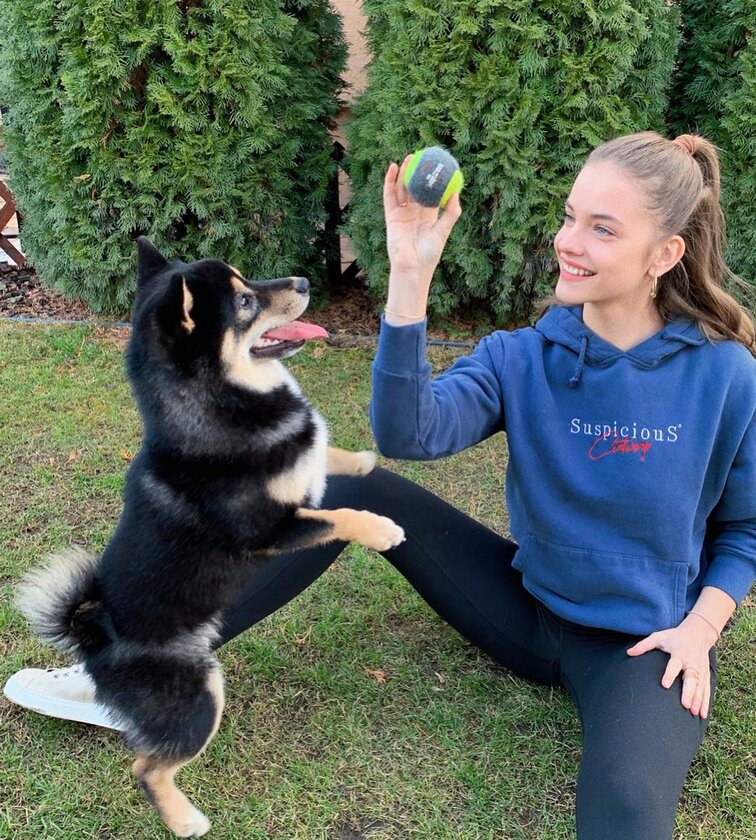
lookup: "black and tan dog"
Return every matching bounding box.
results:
[17,237,405,837]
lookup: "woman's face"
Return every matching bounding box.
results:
[553,162,662,310]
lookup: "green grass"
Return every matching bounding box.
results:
[0,322,753,839]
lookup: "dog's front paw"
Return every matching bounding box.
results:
[352,450,377,476]
[361,513,405,552]
[326,447,377,477]
[170,806,211,838]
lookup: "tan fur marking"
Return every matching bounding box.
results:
[131,668,224,838]
[267,461,317,505]
[230,274,248,294]
[267,414,328,505]
[133,756,210,837]
[221,329,293,393]
[220,330,244,381]
[181,280,195,334]
[205,667,225,742]
[326,447,376,476]
[296,507,405,552]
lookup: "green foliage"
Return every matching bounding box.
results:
[345,0,679,327]
[668,1,756,311]
[0,0,346,314]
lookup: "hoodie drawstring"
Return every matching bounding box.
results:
[569,336,588,388]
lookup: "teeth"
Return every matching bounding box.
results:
[561,262,595,277]
[253,337,283,348]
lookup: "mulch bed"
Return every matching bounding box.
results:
[0,262,484,343]
[0,261,384,339]
[0,262,93,321]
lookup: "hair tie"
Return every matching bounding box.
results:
[672,134,700,156]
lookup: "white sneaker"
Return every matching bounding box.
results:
[3,663,124,730]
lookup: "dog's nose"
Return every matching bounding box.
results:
[292,277,309,295]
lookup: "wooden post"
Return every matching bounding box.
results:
[0,179,25,266]
[325,141,345,286]
[326,139,361,287]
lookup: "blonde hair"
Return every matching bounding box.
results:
[585,131,755,355]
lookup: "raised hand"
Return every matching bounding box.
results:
[382,156,462,322]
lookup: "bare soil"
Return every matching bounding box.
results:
[0,262,93,321]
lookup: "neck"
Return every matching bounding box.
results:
[582,299,664,351]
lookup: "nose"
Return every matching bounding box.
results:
[292,277,309,295]
[556,224,583,255]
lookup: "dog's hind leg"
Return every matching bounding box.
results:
[133,756,211,838]
[132,667,225,838]
[326,446,376,476]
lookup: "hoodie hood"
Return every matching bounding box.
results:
[535,306,707,387]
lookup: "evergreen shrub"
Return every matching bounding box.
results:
[0,0,345,313]
[668,1,756,311]
[345,0,679,327]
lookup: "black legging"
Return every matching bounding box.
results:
[219,468,714,840]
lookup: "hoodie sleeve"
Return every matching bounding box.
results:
[702,406,756,605]
[370,317,505,460]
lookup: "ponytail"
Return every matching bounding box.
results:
[588,132,755,356]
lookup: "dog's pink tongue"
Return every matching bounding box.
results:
[262,321,328,341]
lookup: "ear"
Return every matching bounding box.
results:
[136,236,169,287]
[179,277,195,334]
[157,273,195,336]
[651,234,686,278]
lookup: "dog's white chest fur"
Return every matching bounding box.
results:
[265,371,329,507]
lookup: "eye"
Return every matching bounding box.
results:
[239,293,254,309]
[595,225,613,237]
[563,211,575,224]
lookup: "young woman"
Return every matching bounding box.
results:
[6,132,755,839]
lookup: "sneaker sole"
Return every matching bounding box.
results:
[3,673,125,731]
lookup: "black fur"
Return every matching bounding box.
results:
[17,238,344,792]
[17,238,406,834]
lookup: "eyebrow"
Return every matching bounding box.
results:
[565,202,624,226]
[229,273,249,295]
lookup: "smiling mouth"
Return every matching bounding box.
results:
[249,320,328,358]
[559,261,596,277]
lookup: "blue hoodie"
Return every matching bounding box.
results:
[371,306,756,635]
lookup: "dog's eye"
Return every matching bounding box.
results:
[239,294,254,309]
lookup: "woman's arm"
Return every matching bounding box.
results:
[370,326,507,460]
[629,382,755,719]
[382,157,462,324]
[371,157,508,460]
[687,585,737,639]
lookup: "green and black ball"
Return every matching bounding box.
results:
[403,146,464,208]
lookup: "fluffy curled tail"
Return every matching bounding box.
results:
[16,547,113,657]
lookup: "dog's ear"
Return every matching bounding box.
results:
[136,236,169,287]
[156,273,195,336]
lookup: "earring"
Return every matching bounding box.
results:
[650,274,658,299]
